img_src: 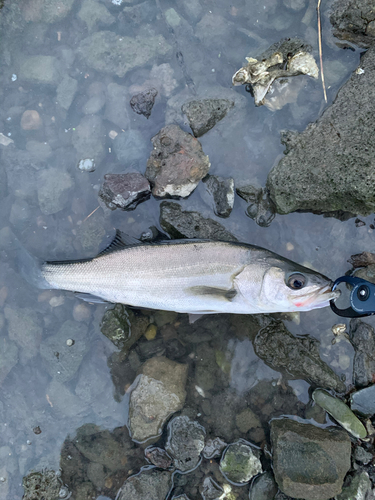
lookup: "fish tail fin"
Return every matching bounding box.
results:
[11,234,51,290]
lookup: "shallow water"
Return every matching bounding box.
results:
[0,0,371,498]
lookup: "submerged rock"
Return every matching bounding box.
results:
[271,418,351,500]
[77,31,172,78]
[130,88,158,119]
[19,56,62,85]
[37,168,74,215]
[77,0,115,32]
[160,201,237,241]
[350,384,375,417]
[336,471,372,500]
[219,439,262,484]
[128,356,188,443]
[200,477,223,500]
[145,447,173,469]
[202,437,227,459]
[312,389,367,439]
[22,0,75,23]
[204,175,234,218]
[117,469,173,500]
[181,99,234,137]
[56,76,78,111]
[249,471,278,500]
[166,416,206,472]
[349,319,375,388]
[98,173,151,210]
[267,46,375,216]
[22,470,63,500]
[4,306,43,360]
[72,115,105,166]
[100,305,149,352]
[237,185,276,227]
[253,319,346,392]
[330,0,375,48]
[0,338,18,385]
[145,124,210,198]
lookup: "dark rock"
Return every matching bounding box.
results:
[236,184,276,227]
[253,318,346,392]
[349,318,375,387]
[271,418,351,500]
[181,99,234,137]
[22,470,62,500]
[165,338,186,359]
[204,175,234,218]
[336,471,372,500]
[267,46,375,217]
[249,471,278,500]
[145,124,210,198]
[353,446,373,464]
[353,264,375,284]
[98,173,151,211]
[349,251,375,268]
[355,218,366,227]
[145,447,173,469]
[350,384,375,416]
[100,305,149,352]
[330,0,375,48]
[200,477,223,500]
[219,439,262,484]
[166,416,206,473]
[160,201,237,241]
[202,438,227,459]
[117,469,173,500]
[130,88,158,119]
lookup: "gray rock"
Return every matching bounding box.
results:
[353,446,373,465]
[235,408,262,433]
[283,0,306,11]
[219,439,262,484]
[83,94,106,115]
[145,124,210,198]
[181,99,234,137]
[200,477,223,500]
[100,304,149,352]
[39,320,89,383]
[160,201,237,241]
[47,379,89,418]
[204,175,234,218]
[267,46,375,217]
[117,469,173,500]
[19,56,62,85]
[336,471,372,500]
[350,384,375,417]
[98,173,151,210]
[77,158,95,172]
[22,0,75,23]
[4,306,43,360]
[56,76,78,111]
[349,319,375,388]
[249,471,278,500]
[113,130,148,163]
[0,337,18,384]
[105,83,130,129]
[330,0,375,48]
[77,31,172,78]
[145,447,173,469]
[26,141,52,162]
[202,437,227,459]
[271,418,351,500]
[247,193,276,228]
[166,416,206,472]
[77,0,115,32]
[37,167,74,215]
[22,470,62,500]
[128,356,188,443]
[72,115,105,166]
[130,88,158,119]
[119,1,158,26]
[254,319,346,392]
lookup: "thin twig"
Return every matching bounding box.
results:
[317,0,327,102]
[82,205,99,223]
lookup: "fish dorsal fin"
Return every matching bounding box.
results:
[97,230,140,257]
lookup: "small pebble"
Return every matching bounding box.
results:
[355,218,366,227]
[73,303,91,322]
[49,296,65,307]
[332,324,347,336]
[21,110,42,130]
[11,74,17,81]
[66,339,75,347]
[26,440,31,445]
[286,242,294,251]
[59,486,70,498]
[144,324,157,340]
[77,158,95,172]
[109,130,118,139]
[0,477,6,482]
[33,426,42,434]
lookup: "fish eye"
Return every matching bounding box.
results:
[287,273,306,290]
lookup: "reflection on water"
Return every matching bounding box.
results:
[0,0,370,497]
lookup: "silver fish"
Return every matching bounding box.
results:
[22,231,339,314]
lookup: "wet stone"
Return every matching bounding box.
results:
[145,124,210,198]
[99,173,151,210]
[160,201,237,241]
[253,318,346,392]
[4,306,43,360]
[22,0,75,23]
[22,470,61,500]
[77,158,95,172]
[100,305,149,352]
[128,357,188,443]
[145,447,173,469]
[336,471,372,500]
[130,88,158,119]
[72,115,105,166]
[200,477,223,500]
[330,0,375,49]
[113,130,148,163]
[19,56,62,85]
[353,446,373,465]
[202,437,227,459]
[77,0,115,32]
[204,175,234,218]
[0,337,18,384]
[271,418,351,500]
[105,83,130,130]
[236,408,262,433]
[117,469,173,500]
[350,384,375,417]
[349,319,375,388]
[246,192,276,228]
[56,76,78,111]
[219,439,262,484]
[21,110,42,130]
[249,471,278,500]
[181,99,234,138]
[37,167,74,215]
[166,416,206,473]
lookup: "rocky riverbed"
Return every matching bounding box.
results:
[1,0,375,499]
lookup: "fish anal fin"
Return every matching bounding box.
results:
[75,292,111,304]
[187,286,237,301]
[97,230,140,257]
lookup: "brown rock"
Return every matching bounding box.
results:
[21,110,42,130]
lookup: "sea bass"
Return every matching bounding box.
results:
[21,231,339,314]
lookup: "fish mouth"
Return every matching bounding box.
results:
[292,284,341,310]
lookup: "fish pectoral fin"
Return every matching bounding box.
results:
[187,286,237,301]
[75,292,111,304]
